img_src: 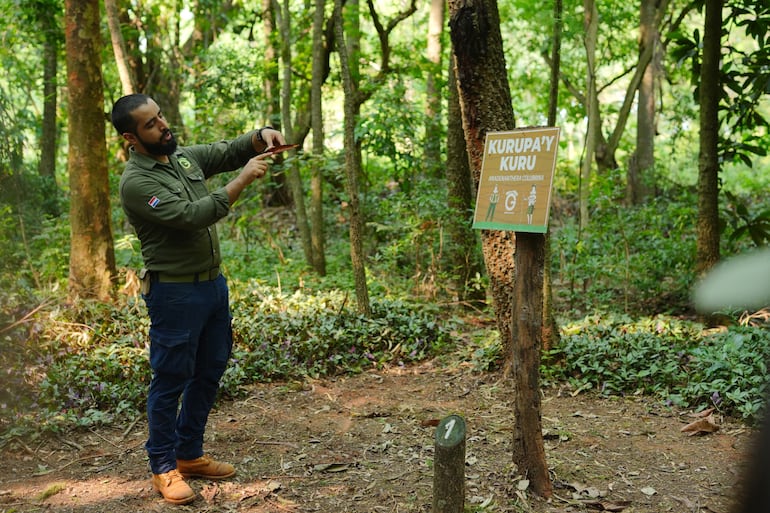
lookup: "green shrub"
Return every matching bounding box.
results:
[551,191,697,316]
[3,286,454,440]
[225,286,454,392]
[543,314,770,423]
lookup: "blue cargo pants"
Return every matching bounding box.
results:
[141,273,233,475]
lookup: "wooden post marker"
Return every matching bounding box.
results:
[432,414,466,513]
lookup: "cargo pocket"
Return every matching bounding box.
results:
[149,327,194,378]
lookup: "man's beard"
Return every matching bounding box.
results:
[138,129,178,156]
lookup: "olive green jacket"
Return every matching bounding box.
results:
[119,132,258,275]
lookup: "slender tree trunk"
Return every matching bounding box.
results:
[449,0,551,498]
[263,0,291,206]
[64,0,116,301]
[543,0,563,352]
[38,4,60,216]
[310,0,327,275]
[696,0,722,275]
[445,59,484,308]
[628,0,658,204]
[277,0,314,267]
[105,0,136,94]
[580,0,599,229]
[334,0,371,316]
[424,0,444,176]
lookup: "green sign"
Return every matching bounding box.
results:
[473,127,560,233]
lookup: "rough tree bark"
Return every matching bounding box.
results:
[448,0,552,498]
[696,0,722,275]
[445,60,485,307]
[64,0,116,301]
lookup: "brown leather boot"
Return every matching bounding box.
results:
[177,455,236,480]
[151,469,196,504]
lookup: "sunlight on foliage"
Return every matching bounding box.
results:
[543,314,770,424]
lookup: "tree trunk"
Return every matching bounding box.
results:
[277,0,314,268]
[445,59,484,308]
[580,0,599,229]
[38,3,60,216]
[449,0,516,371]
[543,0,563,352]
[424,0,444,176]
[696,0,722,275]
[334,0,371,316]
[105,0,136,94]
[448,0,552,498]
[263,0,291,206]
[628,0,659,204]
[310,0,327,275]
[64,0,116,301]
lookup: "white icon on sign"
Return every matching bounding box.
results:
[504,190,518,213]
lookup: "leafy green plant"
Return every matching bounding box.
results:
[551,189,697,315]
[225,286,454,390]
[723,190,770,247]
[3,286,455,440]
[542,315,770,423]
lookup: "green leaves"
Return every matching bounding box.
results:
[3,286,453,440]
[226,288,453,387]
[542,315,770,423]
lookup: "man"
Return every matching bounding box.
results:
[111,94,285,505]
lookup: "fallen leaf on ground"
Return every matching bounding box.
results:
[200,483,219,502]
[680,414,720,436]
[582,499,632,511]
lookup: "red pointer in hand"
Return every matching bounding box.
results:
[262,143,299,156]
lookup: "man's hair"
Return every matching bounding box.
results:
[111,94,152,135]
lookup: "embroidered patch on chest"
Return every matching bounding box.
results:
[178,157,192,169]
[148,196,160,208]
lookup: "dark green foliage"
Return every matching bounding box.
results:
[551,189,698,315]
[541,315,770,423]
[1,287,453,441]
[723,190,770,247]
[226,289,452,390]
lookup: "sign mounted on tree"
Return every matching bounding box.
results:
[472,127,560,233]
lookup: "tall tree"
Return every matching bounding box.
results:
[35,0,61,216]
[579,0,600,228]
[424,0,445,176]
[104,0,136,95]
[627,0,660,204]
[449,0,551,497]
[333,0,417,315]
[696,0,722,275]
[263,0,292,206]
[334,0,371,315]
[543,0,563,352]
[64,0,116,301]
[310,0,327,275]
[276,0,314,268]
[445,59,484,307]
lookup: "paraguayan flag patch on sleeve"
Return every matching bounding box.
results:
[148,196,160,208]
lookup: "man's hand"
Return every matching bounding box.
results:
[259,127,286,149]
[226,152,273,205]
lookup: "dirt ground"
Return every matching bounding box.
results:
[0,361,751,513]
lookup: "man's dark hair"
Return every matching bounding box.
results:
[111,94,152,135]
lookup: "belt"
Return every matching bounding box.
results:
[152,267,220,283]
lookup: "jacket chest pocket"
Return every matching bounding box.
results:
[186,173,208,198]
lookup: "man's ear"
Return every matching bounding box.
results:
[122,132,138,145]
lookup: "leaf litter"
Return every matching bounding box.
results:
[0,363,750,512]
